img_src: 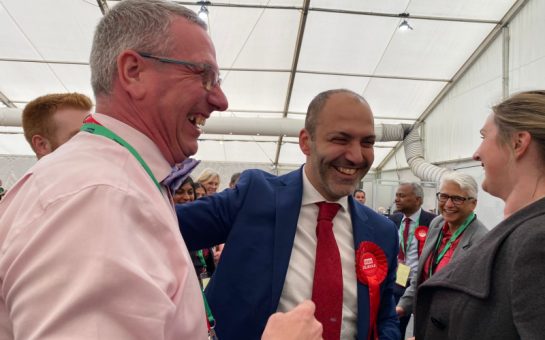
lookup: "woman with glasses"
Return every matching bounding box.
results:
[414,90,545,339]
[397,172,488,327]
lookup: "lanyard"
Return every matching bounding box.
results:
[399,216,420,256]
[197,250,207,268]
[429,212,476,277]
[80,118,217,337]
[80,122,161,192]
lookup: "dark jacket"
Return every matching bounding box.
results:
[415,197,545,339]
[397,215,488,314]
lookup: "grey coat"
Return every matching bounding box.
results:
[397,215,488,314]
[415,197,545,339]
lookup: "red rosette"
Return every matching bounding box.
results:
[415,226,429,257]
[414,225,429,241]
[356,241,388,340]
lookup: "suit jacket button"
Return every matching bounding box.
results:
[431,316,446,330]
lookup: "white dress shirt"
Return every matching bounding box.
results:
[277,166,357,339]
[400,208,423,280]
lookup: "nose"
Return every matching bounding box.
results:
[444,197,456,207]
[207,85,228,112]
[345,142,364,165]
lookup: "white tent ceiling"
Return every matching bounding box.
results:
[0,0,521,170]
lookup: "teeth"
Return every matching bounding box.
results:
[337,167,356,175]
[195,116,206,127]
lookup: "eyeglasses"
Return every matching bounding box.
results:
[137,51,221,91]
[436,192,474,205]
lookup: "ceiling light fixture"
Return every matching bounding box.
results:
[398,13,413,31]
[197,1,210,23]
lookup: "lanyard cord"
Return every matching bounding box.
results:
[197,250,208,268]
[429,212,476,277]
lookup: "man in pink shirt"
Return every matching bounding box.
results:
[0,0,321,339]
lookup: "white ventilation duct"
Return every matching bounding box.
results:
[0,108,22,127]
[0,108,449,182]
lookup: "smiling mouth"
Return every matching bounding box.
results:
[335,166,357,175]
[188,115,206,131]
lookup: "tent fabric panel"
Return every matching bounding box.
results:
[375,20,496,79]
[0,61,67,103]
[363,78,447,119]
[2,0,100,61]
[298,12,398,74]
[220,71,290,112]
[202,7,300,70]
[288,73,371,113]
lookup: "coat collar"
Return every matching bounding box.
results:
[421,198,545,298]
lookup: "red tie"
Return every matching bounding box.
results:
[398,217,411,262]
[312,202,342,340]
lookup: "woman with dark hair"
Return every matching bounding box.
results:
[173,177,195,204]
[174,177,215,287]
[414,90,545,339]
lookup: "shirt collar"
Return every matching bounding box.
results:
[301,165,349,212]
[92,113,172,183]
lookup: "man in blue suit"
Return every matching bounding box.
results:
[177,89,400,340]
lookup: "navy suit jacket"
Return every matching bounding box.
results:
[389,209,436,231]
[177,168,400,340]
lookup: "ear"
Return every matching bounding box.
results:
[299,128,312,156]
[116,50,148,100]
[31,135,52,159]
[512,131,532,159]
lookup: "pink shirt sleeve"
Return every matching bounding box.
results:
[0,179,206,339]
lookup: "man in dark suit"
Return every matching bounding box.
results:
[389,182,436,339]
[177,89,400,340]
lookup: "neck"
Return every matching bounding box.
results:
[95,96,177,165]
[503,171,545,219]
[447,222,461,233]
[403,207,420,218]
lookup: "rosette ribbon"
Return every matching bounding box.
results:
[414,225,429,257]
[356,241,388,340]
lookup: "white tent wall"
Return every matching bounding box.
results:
[376,0,545,229]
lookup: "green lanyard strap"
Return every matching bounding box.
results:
[197,250,207,268]
[429,212,476,277]
[81,123,161,192]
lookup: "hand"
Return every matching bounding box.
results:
[407,337,416,340]
[396,306,405,317]
[261,300,323,340]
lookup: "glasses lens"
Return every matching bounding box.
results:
[451,196,465,204]
[202,66,220,91]
[437,193,447,201]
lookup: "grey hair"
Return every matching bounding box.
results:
[439,172,478,199]
[305,89,368,138]
[90,0,206,96]
[400,182,424,199]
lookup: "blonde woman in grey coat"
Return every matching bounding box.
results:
[415,90,545,339]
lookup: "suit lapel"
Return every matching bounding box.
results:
[270,169,304,312]
[349,198,373,338]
